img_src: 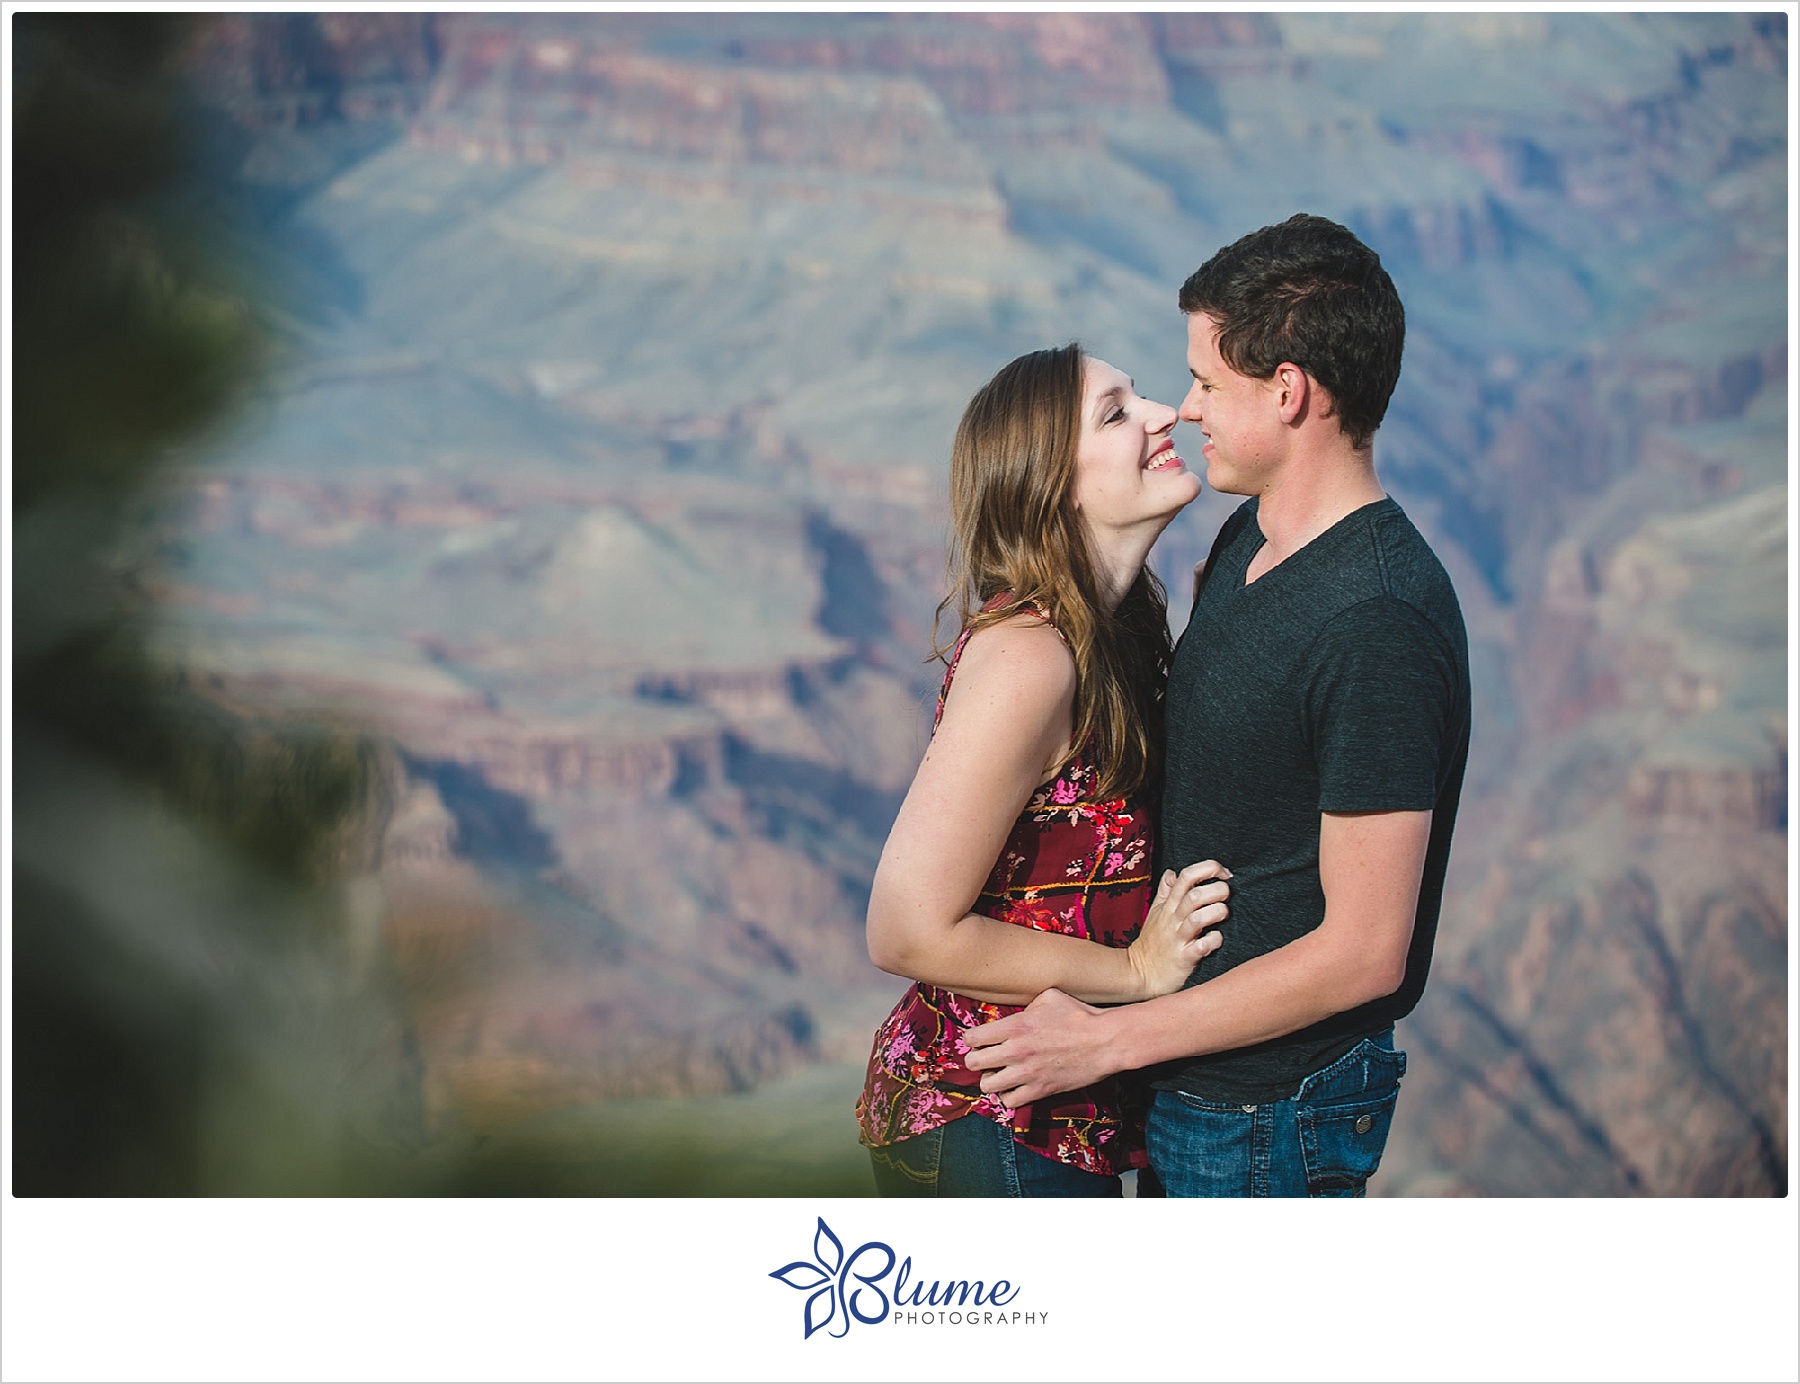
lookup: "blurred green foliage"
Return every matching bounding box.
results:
[12,15,256,509]
[23,626,393,886]
[11,14,400,1193]
[459,1063,878,1197]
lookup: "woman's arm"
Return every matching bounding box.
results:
[866,615,1227,1006]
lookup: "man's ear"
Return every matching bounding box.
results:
[1273,362,1312,424]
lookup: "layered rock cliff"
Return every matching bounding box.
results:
[144,12,1787,1187]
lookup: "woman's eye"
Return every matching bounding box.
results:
[1105,407,1125,425]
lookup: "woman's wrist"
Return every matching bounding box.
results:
[1066,939,1152,1006]
[1123,936,1165,1003]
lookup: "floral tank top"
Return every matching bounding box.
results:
[855,602,1155,1175]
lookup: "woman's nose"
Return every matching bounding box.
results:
[1146,399,1178,434]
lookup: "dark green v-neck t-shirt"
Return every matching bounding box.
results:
[1152,496,1470,1103]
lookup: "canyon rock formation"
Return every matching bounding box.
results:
[130,12,1785,1191]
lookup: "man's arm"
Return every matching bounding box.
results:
[963,808,1430,1106]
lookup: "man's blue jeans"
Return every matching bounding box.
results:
[1140,1031,1405,1197]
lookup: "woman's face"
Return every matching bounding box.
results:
[1069,358,1200,536]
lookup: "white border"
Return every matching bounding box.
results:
[2,1199,1798,1381]
[3,5,1796,1382]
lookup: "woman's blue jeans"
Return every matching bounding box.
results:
[868,1114,1124,1197]
[1139,1031,1406,1198]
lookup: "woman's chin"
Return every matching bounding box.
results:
[1168,471,1205,509]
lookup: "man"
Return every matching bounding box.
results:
[965,214,1471,1197]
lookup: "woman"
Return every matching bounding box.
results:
[856,343,1229,1197]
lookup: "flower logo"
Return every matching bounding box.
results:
[768,1217,895,1339]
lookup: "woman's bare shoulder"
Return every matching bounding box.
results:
[945,611,1076,716]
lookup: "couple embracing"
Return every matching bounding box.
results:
[855,214,1472,1198]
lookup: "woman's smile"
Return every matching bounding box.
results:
[1145,441,1185,473]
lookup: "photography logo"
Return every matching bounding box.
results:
[767,1217,1039,1340]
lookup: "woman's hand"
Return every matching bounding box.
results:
[1126,860,1231,1000]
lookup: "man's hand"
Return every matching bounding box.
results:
[963,988,1121,1108]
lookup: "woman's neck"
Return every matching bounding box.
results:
[1087,524,1163,613]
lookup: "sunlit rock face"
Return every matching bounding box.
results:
[159,12,1785,1186]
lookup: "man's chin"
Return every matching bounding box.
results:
[1205,464,1250,497]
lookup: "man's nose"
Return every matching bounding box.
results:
[1178,384,1204,423]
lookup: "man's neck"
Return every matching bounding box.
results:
[1248,448,1385,578]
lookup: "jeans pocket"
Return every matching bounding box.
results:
[869,1127,943,1197]
[1296,1085,1400,1197]
[936,1113,1022,1197]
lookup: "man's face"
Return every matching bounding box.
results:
[1179,313,1284,497]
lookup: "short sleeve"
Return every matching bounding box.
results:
[1304,597,1461,813]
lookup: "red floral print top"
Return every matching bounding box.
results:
[855,602,1155,1175]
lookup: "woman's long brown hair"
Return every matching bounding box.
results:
[934,343,1172,801]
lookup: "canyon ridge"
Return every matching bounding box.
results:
[109,12,1787,1194]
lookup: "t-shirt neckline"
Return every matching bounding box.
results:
[1238,495,1397,591]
